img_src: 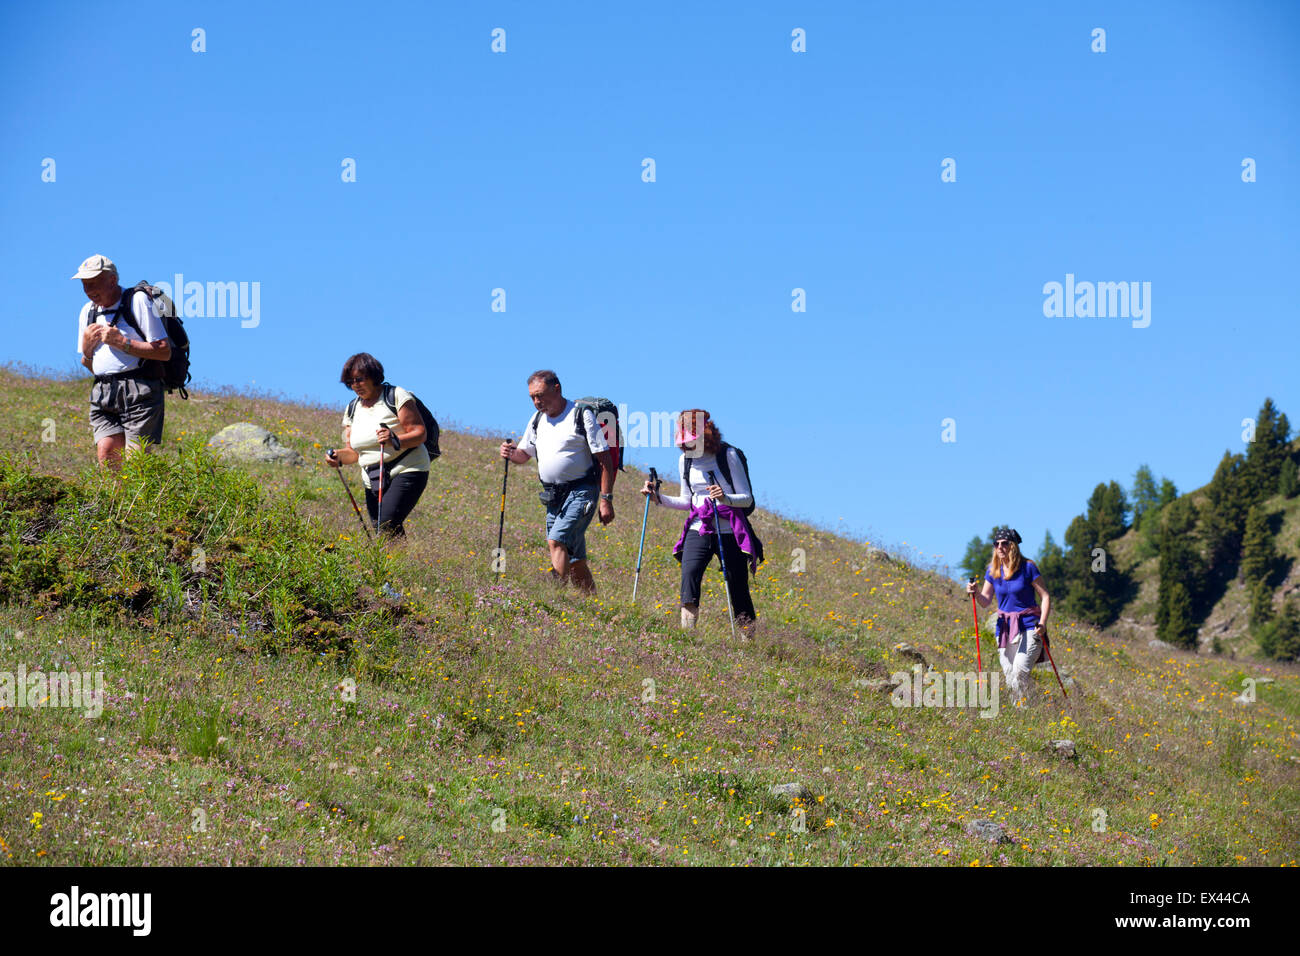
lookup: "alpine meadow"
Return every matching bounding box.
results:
[0,368,1295,867]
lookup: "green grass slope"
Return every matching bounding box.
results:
[0,367,1296,866]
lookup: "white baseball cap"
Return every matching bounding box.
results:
[71,254,117,279]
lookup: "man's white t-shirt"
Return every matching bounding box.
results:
[75,289,167,376]
[343,386,432,490]
[517,399,609,484]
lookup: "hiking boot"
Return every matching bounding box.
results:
[680,606,698,630]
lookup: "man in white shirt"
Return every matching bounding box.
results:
[499,370,616,593]
[73,254,172,469]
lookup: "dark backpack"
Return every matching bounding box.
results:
[529,396,624,472]
[682,441,756,517]
[106,281,192,398]
[346,383,441,461]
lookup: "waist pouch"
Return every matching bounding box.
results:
[539,467,599,507]
[365,447,415,494]
[366,460,393,494]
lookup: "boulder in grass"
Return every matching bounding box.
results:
[208,423,303,465]
[1148,639,1175,651]
[966,819,1012,844]
[1046,739,1076,759]
[769,782,813,802]
[894,643,928,667]
[853,678,896,694]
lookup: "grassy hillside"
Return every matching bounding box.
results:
[0,366,1296,866]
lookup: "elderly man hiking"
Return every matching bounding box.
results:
[499,370,616,593]
[73,254,172,469]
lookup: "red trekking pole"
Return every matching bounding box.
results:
[968,578,982,673]
[1039,623,1068,698]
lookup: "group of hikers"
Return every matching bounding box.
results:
[73,253,1056,699]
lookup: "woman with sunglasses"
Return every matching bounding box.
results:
[642,409,763,634]
[965,527,1053,702]
[324,352,429,539]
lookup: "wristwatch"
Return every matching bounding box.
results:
[600,493,613,501]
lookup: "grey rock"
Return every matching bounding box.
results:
[208,423,304,465]
[853,678,896,693]
[1148,639,1175,651]
[966,819,1012,844]
[1046,739,1076,759]
[894,643,928,667]
[769,782,813,801]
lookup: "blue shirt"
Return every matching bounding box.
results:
[987,560,1041,623]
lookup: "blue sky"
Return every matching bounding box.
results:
[4,1,1298,577]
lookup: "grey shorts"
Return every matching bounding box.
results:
[89,376,165,446]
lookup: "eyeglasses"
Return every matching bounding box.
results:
[347,377,369,386]
[994,541,1011,548]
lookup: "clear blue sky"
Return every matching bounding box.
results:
[4,1,1298,577]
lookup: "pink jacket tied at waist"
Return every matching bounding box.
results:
[672,502,761,574]
[995,607,1042,650]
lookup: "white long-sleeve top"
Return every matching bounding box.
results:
[652,448,753,535]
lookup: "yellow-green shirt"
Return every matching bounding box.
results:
[343,386,430,489]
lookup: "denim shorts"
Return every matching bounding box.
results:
[544,482,599,563]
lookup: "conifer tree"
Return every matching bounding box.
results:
[1036,531,1067,604]
[1241,505,1277,587]
[1279,457,1298,499]
[1155,498,1204,646]
[1242,398,1292,505]
[1131,465,1159,530]
[1201,451,1247,574]
[1157,477,1178,508]
[1157,579,1198,648]
[1249,579,1274,630]
[1258,598,1300,661]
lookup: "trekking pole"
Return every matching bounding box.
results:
[706,469,738,638]
[632,467,659,603]
[329,451,372,542]
[968,578,982,673]
[495,449,510,583]
[1040,624,1068,698]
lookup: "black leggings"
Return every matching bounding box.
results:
[679,531,756,620]
[364,471,429,538]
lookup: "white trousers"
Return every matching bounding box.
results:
[999,626,1042,700]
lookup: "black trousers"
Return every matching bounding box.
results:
[364,471,428,538]
[679,531,756,620]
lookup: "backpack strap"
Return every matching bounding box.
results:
[381,383,399,417]
[715,442,735,491]
[345,397,359,424]
[99,289,148,369]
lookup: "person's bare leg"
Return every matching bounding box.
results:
[568,559,595,594]
[97,434,126,471]
[547,540,570,580]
